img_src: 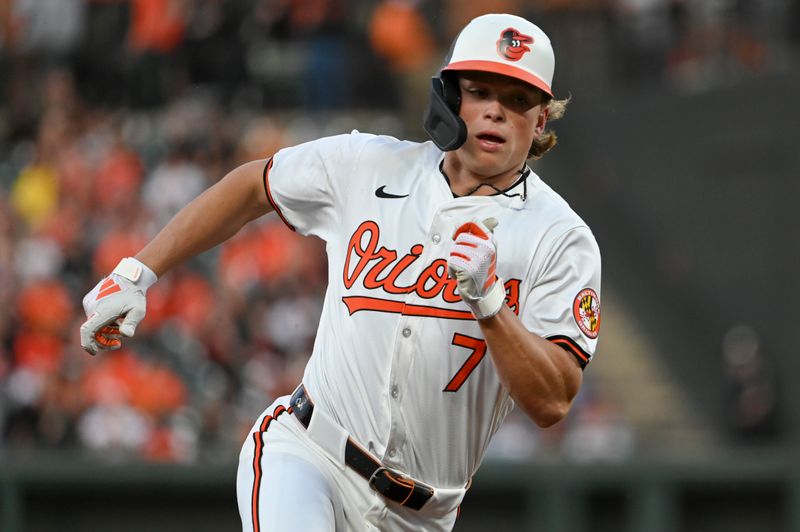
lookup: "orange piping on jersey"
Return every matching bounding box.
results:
[549,337,589,361]
[262,158,296,232]
[250,434,265,529]
[251,404,288,532]
[547,335,591,369]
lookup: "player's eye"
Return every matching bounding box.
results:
[504,90,537,111]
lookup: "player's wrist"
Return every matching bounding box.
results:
[112,257,159,291]
[471,277,506,320]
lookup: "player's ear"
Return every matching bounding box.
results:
[534,97,550,136]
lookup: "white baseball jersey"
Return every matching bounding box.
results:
[263,131,601,492]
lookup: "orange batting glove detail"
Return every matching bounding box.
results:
[447,218,505,320]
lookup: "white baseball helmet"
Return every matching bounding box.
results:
[423,14,556,151]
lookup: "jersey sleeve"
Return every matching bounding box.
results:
[263,132,370,240]
[520,227,602,369]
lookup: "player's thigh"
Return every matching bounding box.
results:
[238,449,337,532]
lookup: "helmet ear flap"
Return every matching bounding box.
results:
[440,72,461,112]
[423,74,467,152]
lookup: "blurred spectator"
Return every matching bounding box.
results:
[561,393,636,462]
[183,1,248,103]
[665,0,772,91]
[76,0,129,105]
[609,0,675,86]
[91,228,149,278]
[9,0,86,60]
[368,0,437,137]
[128,0,190,107]
[3,0,86,138]
[10,159,58,229]
[245,0,352,109]
[369,0,435,74]
[485,409,541,460]
[443,0,524,40]
[722,324,781,444]
[142,143,206,227]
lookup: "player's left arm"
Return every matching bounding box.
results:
[447,219,599,428]
[478,307,582,427]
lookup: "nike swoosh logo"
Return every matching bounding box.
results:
[375,185,409,199]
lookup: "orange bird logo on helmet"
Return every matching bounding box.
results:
[496,28,533,61]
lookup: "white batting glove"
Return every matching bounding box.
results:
[447,218,505,320]
[80,257,158,355]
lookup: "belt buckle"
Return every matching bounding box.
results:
[367,466,390,492]
[367,465,433,510]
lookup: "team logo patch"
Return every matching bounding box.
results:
[573,288,600,339]
[496,28,533,62]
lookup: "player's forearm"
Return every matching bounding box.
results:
[479,306,582,427]
[136,159,272,276]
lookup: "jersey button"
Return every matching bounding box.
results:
[388,448,397,458]
[432,233,441,244]
[402,327,411,338]
[391,385,399,399]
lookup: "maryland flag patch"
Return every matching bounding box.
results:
[573,288,600,339]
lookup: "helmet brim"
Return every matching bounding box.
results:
[443,60,553,97]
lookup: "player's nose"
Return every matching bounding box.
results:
[483,98,506,122]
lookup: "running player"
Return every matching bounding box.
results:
[80,13,601,531]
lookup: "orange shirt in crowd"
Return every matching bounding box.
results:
[129,0,187,53]
[369,1,436,73]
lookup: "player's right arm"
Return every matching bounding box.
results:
[137,159,273,276]
[80,159,273,354]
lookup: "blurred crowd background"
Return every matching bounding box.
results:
[1,0,798,467]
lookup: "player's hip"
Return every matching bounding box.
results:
[239,390,464,531]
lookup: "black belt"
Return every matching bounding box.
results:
[290,385,434,511]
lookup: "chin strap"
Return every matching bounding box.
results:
[441,162,530,200]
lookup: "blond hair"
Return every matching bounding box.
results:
[529,96,570,159]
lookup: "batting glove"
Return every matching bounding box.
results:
[447,218,506,320]
[80,257,158,355]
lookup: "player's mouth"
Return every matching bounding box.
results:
[476,131,506,151]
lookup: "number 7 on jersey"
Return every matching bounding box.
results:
[444,333,488,392]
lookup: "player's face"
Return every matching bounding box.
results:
[455,71,547,178]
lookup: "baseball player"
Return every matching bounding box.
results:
[80,13,601,531]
